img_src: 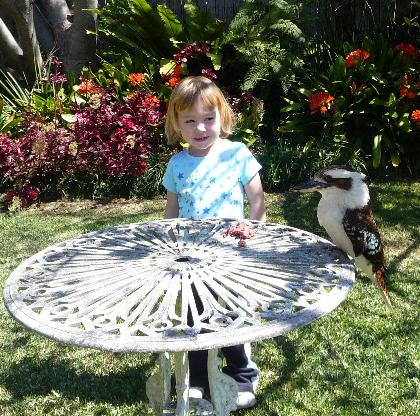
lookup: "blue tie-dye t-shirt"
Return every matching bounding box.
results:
[162,139,261,219]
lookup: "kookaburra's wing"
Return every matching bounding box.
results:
[343,206,393,308]
[343,205,384,271]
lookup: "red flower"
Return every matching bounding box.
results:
[394,43,418,61]
[129,72,145,86]
[411,110,420,125]
[345,49,371,69]
[309,91,335,115]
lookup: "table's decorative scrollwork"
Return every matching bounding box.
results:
[4,219,354,352]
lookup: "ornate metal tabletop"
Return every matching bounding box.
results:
[4,219,354,353]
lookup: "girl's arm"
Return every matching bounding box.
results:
[164,191,179,219]
[245,173,266,221]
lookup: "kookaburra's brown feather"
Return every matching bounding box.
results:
[291,166,393,309]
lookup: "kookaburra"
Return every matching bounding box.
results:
[291,166,393,309]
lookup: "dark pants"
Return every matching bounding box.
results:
[188,286,257,393]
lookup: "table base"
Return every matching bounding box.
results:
[146,349,238,416]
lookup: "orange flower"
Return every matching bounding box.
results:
[78,79,102,94]
[345,49,371,69]
[411,110,420,125]
[399,74,417,99]
[143,94,160,108]
[145,95,160,104]
[399,85,408,97]
[165,65,183,87]
[129,72,145,86]
[165,77,181,87]
[309,91,335,115]
[394,43,419,61]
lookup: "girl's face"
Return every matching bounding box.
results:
[176,100,221,157]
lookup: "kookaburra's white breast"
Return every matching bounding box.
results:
[317,196,356,257]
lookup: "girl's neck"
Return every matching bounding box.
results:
[188,137,223,157]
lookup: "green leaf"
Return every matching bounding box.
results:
[61,114,76,123]
[157,4,184,41]
[335,95,345,108]
[372,134,382,168]
[0,114,20,133]
[404,17,420,27]
[207,51,222,70]
[297,88,312,98]
[184,0,212,41]
[387,92,397,105]
[159,59,176,76]
[369,98,387,106]
[331,56,346,81]
[280,103,305,112]
[398,113,412,133]
[390,150,400,167]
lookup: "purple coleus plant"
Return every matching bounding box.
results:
[1,114,73,209]
[72,87,164,177]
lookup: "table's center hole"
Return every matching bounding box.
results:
[175,256,190,262]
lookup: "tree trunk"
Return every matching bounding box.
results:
[61,0,98,76]
[0,0,43,84]
[0,0,97,86]
[0,17,24,70]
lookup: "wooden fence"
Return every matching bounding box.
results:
[149,0,415,40]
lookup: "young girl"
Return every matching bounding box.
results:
[162,76,266,409]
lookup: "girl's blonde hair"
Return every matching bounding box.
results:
[165,76,236,145]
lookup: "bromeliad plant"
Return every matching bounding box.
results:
[279,36,419,169]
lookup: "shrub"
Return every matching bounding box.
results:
[279,36,419,170]
[72,87,164,177]
[0,115,74,208]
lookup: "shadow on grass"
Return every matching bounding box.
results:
[271,336,301,388]
[3,356,154,405]
[274,192,325,235]
[255,332,379,414]
[370,184,420,227]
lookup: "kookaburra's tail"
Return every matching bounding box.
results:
[371,270,393,309]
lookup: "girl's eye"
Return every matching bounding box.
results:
[185,120,195,124]
[206,117,214,121]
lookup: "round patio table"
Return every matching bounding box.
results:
[4,219,355,415]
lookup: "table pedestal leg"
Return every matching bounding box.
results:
[208,349,238,416]
[146,352,172,415]
[173,351,190,416]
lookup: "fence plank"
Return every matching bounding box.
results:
[149,0,413,40]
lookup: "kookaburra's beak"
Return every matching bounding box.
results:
[290,179,330,193]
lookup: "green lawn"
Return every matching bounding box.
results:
[1,182,419,415]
